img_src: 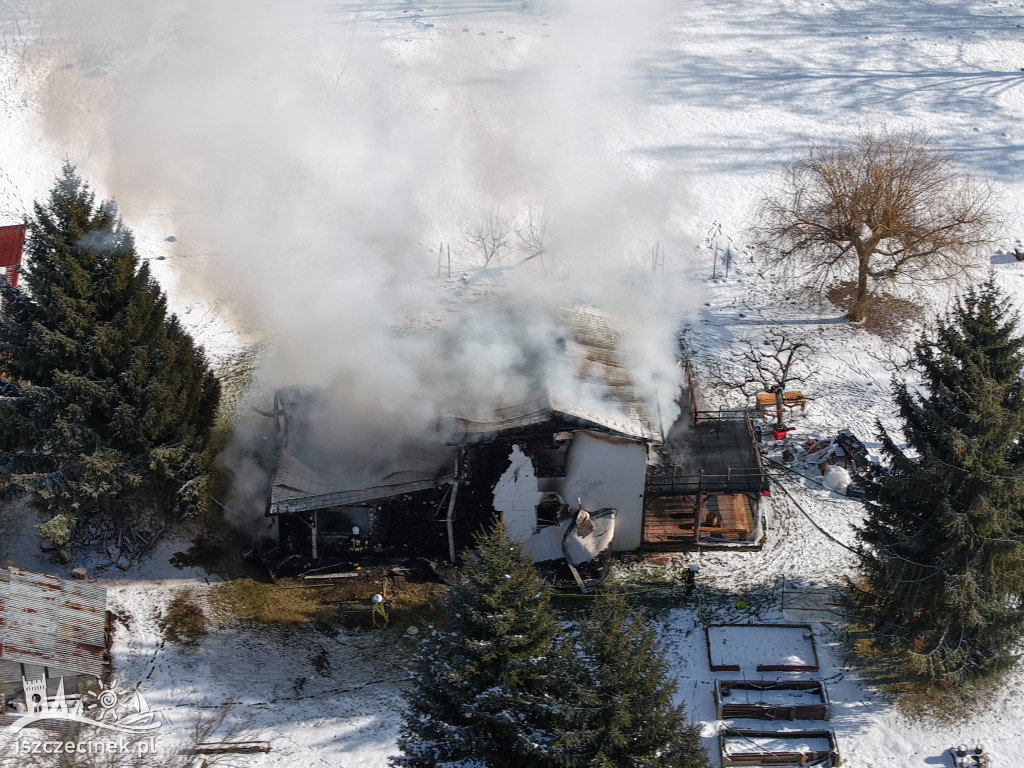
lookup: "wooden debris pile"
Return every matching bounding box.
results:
[787,428,873,497]
[195,741,271,755]
[65,512,166,571]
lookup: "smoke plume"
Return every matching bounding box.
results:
[29,0,699,517]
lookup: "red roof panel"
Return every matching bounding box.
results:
[0,222,26,287]
[0,223,26,268]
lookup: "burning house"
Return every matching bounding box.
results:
[264,385,457,573]
[442,304,661,587]
[263,302,766,581]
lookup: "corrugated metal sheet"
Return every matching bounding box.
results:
[269,452,452,515]
[270,478,447,515]
[0,566,107,678]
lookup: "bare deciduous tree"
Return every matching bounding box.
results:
[708,327,817,427]
[460,206,553,281]
[461,207,511,269]
[754,130,998,322]
[512,205,549,269]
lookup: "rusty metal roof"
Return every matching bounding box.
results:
[0,566,108,678]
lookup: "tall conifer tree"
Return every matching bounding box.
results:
[556,594,708,768]
[855,277,1024,681]
[394,525,710,768]
[393,521,560,767]
[0,165,220,516]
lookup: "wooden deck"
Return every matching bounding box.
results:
[643,493,757,549]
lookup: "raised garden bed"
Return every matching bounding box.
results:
[719,727,841,767]
[714,679,832,721]
[706,623,819,673]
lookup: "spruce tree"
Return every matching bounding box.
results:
[0,165,220,517]
[559,594,708,768]
[854,277,1024,681]
[393,521,561,768]
[394,526,710,768]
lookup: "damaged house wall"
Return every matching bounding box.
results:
[561,431,646,551]
[491,430,646,558]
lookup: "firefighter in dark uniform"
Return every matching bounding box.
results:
[349,526,367,569]
[684,563,699,596]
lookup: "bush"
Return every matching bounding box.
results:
[36,513,77,548]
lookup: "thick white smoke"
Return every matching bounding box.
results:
[30,0,700,498]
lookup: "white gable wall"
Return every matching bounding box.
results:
[559,431,646,551]
[492,432,647,558]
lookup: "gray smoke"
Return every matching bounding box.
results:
[29,0,700,521]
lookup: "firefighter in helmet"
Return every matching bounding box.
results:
[349,525,367,569]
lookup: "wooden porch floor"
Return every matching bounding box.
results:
[643,493,756,549]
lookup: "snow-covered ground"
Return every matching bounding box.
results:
[4,0,1024,765]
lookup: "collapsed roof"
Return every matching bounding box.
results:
[267,387,454,516]
[269,450,453,516]
[444,304,664,443]
[266,302,667,518]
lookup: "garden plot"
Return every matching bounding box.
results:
[780,578,841,624]
[719,727,841,768]
[714,679,831,721]
[706,624,819,673]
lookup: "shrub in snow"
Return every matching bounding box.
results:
[157,588,208,645]
[35,512,77,548]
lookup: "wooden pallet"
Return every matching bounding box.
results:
[195,741,271,755]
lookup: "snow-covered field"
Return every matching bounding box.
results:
[4,0,1024,766]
